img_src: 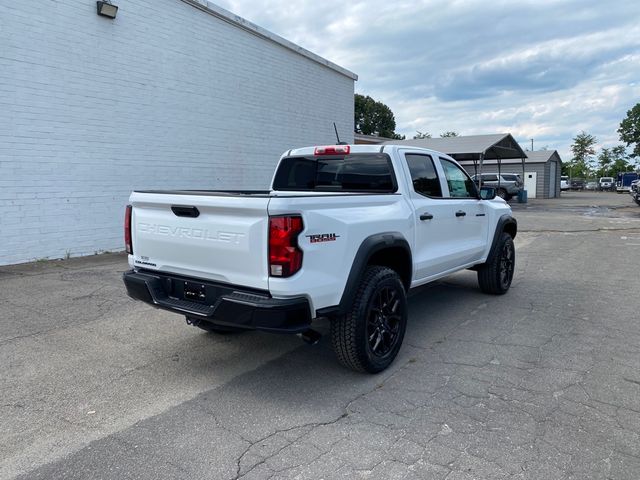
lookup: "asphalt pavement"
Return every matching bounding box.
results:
[2,191,640,479]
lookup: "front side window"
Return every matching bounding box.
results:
[405,154,442,197]
[440,158,477,198]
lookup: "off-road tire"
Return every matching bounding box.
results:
[497,188,508,200]
[331,266,407,373]
[477,232,515,295]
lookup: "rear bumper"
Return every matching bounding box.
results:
[123,270,312,333]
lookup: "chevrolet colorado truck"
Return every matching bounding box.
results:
[123,144,517,373]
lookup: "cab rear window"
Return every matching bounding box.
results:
[273,154,397,192]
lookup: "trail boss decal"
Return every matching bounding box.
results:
[306,233,340,244]
[134,256,157,267]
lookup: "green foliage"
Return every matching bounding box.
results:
[354,94,404,139]
[571,131,597,162]
[413,131,432,139]
[565,131,597,178]
[562,113,640,178]
[618,103,640,158]
[597,147,613,177]
[440,131,459,138]
[609,145,633,174]
[592,144,633,177]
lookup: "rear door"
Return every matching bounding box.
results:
[402,152,459,280]
[129,191,270,290]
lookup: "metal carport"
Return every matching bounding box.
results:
[385,133,528,190]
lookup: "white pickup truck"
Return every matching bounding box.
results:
[123,144,517,373]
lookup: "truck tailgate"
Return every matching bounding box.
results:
[129,191,270,290]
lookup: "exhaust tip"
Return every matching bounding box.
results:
[298,329,322,345]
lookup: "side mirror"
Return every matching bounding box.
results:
[479,186,496,200]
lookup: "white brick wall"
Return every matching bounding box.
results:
[0,0,355,265]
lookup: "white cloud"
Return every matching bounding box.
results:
[216,0,640,161]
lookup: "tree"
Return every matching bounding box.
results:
[440,131,459,138]
[354,94,404,139]
[597,147,613,177]
[567,131,597,178]
[609,145,633,174]
[593,145,632,178]
[413,131,432,139]
[618,103,640,158]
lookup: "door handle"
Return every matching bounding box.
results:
[420,213,433,221]
[455,210,466,217]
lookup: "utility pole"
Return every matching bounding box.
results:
[530,139,534,151]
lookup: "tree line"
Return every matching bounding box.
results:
[354,94,460,140]
[354,94,640,179]
[565,102,640,179]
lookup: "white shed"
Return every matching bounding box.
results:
[0,0,357,265]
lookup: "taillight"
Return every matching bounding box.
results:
[124,205,133,254]
[269,216,303,277]
[314,145,350,156]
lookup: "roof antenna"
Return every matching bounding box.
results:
[333,122,348,145]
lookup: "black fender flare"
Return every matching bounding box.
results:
[487,214,517,261]
[317,232,412,317]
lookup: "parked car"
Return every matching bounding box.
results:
[630,179,639,193]
[585,181,598,190]
[598,177,615,191]
[122,144,517,373]
[570,178,585,190]
[561,176,570,190]
[471,173,523,200]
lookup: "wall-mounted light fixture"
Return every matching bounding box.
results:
[96,1,118,19]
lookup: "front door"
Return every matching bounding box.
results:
[437,157,489,267]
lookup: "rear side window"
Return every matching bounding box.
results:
[273,154,396,192]
[405,154,442,197]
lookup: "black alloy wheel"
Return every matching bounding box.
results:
[499,240,515,289]
[331,266,408,373]
[366,286,402,358]
[477,232,515,295]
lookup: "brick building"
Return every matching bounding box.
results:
[0,0,356,265]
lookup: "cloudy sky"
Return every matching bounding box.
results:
[217,0,639,161]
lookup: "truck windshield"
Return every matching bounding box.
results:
[273,154,397,192]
